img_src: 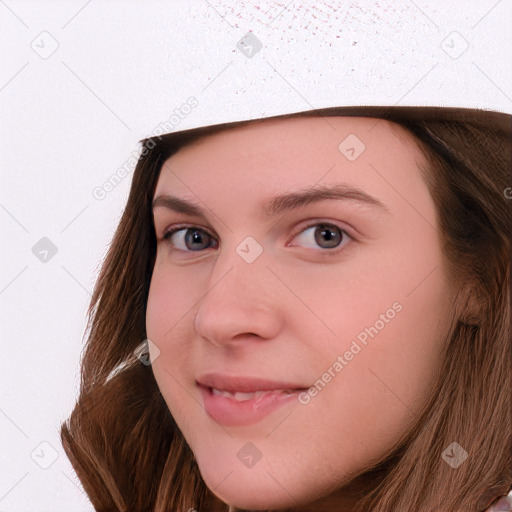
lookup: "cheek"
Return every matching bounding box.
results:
[145,267,194,405]
[145,261,195,345]
[292,312,447,483]
[299,266,452,470]
[146,273,171,340]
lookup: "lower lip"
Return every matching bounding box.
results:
[198,385,302,427]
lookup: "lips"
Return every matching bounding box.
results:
[210,388,294,401]
[196,373,309,427]
[196,373,307,393]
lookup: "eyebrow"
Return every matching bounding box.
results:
[152,184,390,219]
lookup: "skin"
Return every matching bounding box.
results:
[145,116,457,511]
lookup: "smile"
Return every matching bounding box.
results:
[210,388,297,401]
[196,374,308,427]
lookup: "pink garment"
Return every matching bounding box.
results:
[485,490,512,512]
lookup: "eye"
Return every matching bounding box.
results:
[289,222,352,255]
[161,221,353,256]
[162,226,218,252]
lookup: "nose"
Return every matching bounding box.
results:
[193,244,283,347]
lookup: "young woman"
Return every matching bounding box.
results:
[61,106,511,512]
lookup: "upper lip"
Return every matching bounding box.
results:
[196,373,308,393]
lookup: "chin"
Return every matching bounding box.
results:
[198,463,304,511]
[210,488,296,511]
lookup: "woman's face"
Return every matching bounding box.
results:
[146,116,456,510]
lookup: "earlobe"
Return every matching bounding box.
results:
[455,284,484,326]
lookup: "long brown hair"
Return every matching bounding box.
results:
[60,106,511,512]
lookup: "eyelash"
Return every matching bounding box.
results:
[160,221,355,258]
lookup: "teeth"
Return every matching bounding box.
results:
[233,391,263,401]
[211,388,295,401]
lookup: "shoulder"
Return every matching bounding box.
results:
[485,489,512,512]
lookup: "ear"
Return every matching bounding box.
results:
[454,284,484,326]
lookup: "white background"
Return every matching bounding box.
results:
[1,1,511,510]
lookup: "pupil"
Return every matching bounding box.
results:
[186,229,208,250]
[316,224,341,248]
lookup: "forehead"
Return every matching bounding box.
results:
[166,115,418,160]
[154,115,428,204]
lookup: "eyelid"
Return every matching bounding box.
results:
[285,219,358,247]
[160,218,357,256]
[160,223,216,241]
